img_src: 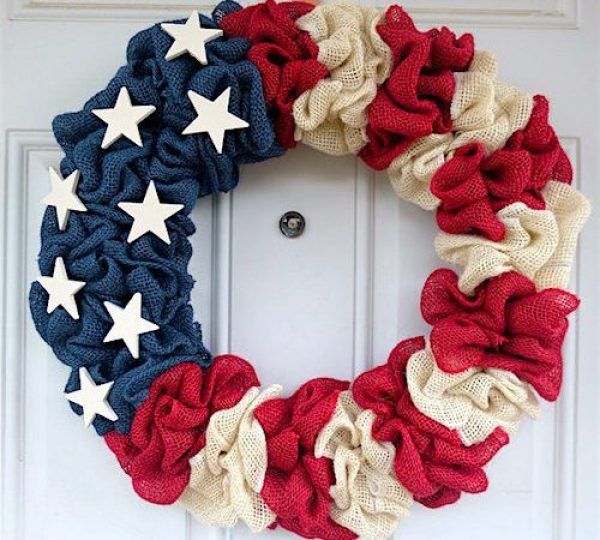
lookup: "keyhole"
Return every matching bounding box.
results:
[279,211,305,238]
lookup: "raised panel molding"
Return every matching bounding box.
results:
[551,136,579,540]
[377,0,579,29]
[1,130,58,540]
[8,0,208,22]
[8,0,578,28]
[350,163,376,378]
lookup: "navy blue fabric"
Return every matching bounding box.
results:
[29,1,284,435]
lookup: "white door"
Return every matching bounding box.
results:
[1,1,598,539]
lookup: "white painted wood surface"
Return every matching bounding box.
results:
[1,1,599,539]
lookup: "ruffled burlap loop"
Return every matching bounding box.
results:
[360,6,474,170]
[180,385,281,532]
[451,51,533,154]
[315,391,412,540]
[293,3,392,155]
[406,345,540,446]
[435,201,559,294]
[421,269,579,401]
[387,134,450,210]
[506,95,573,185]
[535,181,591,289]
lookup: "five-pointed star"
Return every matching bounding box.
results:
[161,11,223,65]
[38,257,86,320]
[103,292,159,359]
[117,181,184,244]
[42,167,87,231]
[183,87,249,154]
[65,367,118,428]
[92,86,156,149]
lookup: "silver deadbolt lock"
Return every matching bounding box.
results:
[279,211,305,238]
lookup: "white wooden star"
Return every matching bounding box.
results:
[117,181,184,244]
[92,87,156,149]
[65,367,118,427]
[42,167,87,231]
[161,11,223,65]
[183,87,249,153]
[38,257,86,319]
[103,292,159,359]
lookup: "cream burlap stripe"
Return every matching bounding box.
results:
[179,385,281,532]
[406,344,540,446]
[435,182,590,294]
[535,181,591,289]
[387,133,452,211]
[450,51,533,154]
[435,201,559,294]
[315,390,412,540]
[293,3,392,155]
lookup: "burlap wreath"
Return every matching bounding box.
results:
[29,1,589,538]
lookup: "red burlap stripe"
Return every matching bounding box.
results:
[421,268,579,401]
[220,0,330,149]
[359,5,475,171]
[254,377,357,539]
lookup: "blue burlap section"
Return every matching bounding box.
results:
[29,1,283,435]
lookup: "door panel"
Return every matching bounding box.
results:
[2,1,598,539]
